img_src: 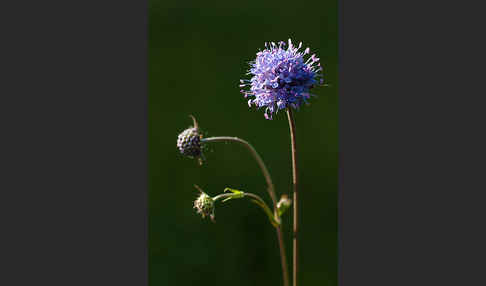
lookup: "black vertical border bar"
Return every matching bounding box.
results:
[337,0,343,283]
[1,0,148,285]
[340,0,486,285]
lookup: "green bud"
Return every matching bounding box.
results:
[193,187,215,221]
[277,195,292,217]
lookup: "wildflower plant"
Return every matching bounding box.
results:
[176,39,324,286]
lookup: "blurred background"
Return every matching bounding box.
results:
[149,2,338,286]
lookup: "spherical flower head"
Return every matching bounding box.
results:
[177,116,202,159]
[177,127,201,157]
[240,39,324,119]
[193,191,215,220]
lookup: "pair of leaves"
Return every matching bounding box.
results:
[222,188,245,202]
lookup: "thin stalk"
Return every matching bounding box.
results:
[213,192,266,204]
[214,191,278,226]
[201,136,289,286]
[202,137,277,205]
[286,108,299,286]
[212,192,239,201]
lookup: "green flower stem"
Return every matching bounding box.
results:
[286,108,299,286]
[201,136,289,286]
[202,137,277,206]
[213,191,279,227]
[246,192,280,227]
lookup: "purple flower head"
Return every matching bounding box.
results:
[240,39,323,120]
[177,115,203,159]
[177,127,201,157]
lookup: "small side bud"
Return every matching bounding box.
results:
[277,195,292,217]
[193,185,215,221]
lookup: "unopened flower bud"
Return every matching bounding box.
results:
[277,194,292,217]
[177,127,201,157]
[177,116,203,159]
[193,190,215,221]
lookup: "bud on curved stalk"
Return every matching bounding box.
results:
[193,185,215,222]
[177,115,204,164]
[192,186,280,227]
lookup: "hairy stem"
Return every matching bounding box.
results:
[286,108,299,286]
[201,136,289,286]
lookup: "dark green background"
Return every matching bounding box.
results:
[149,3,338,286]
